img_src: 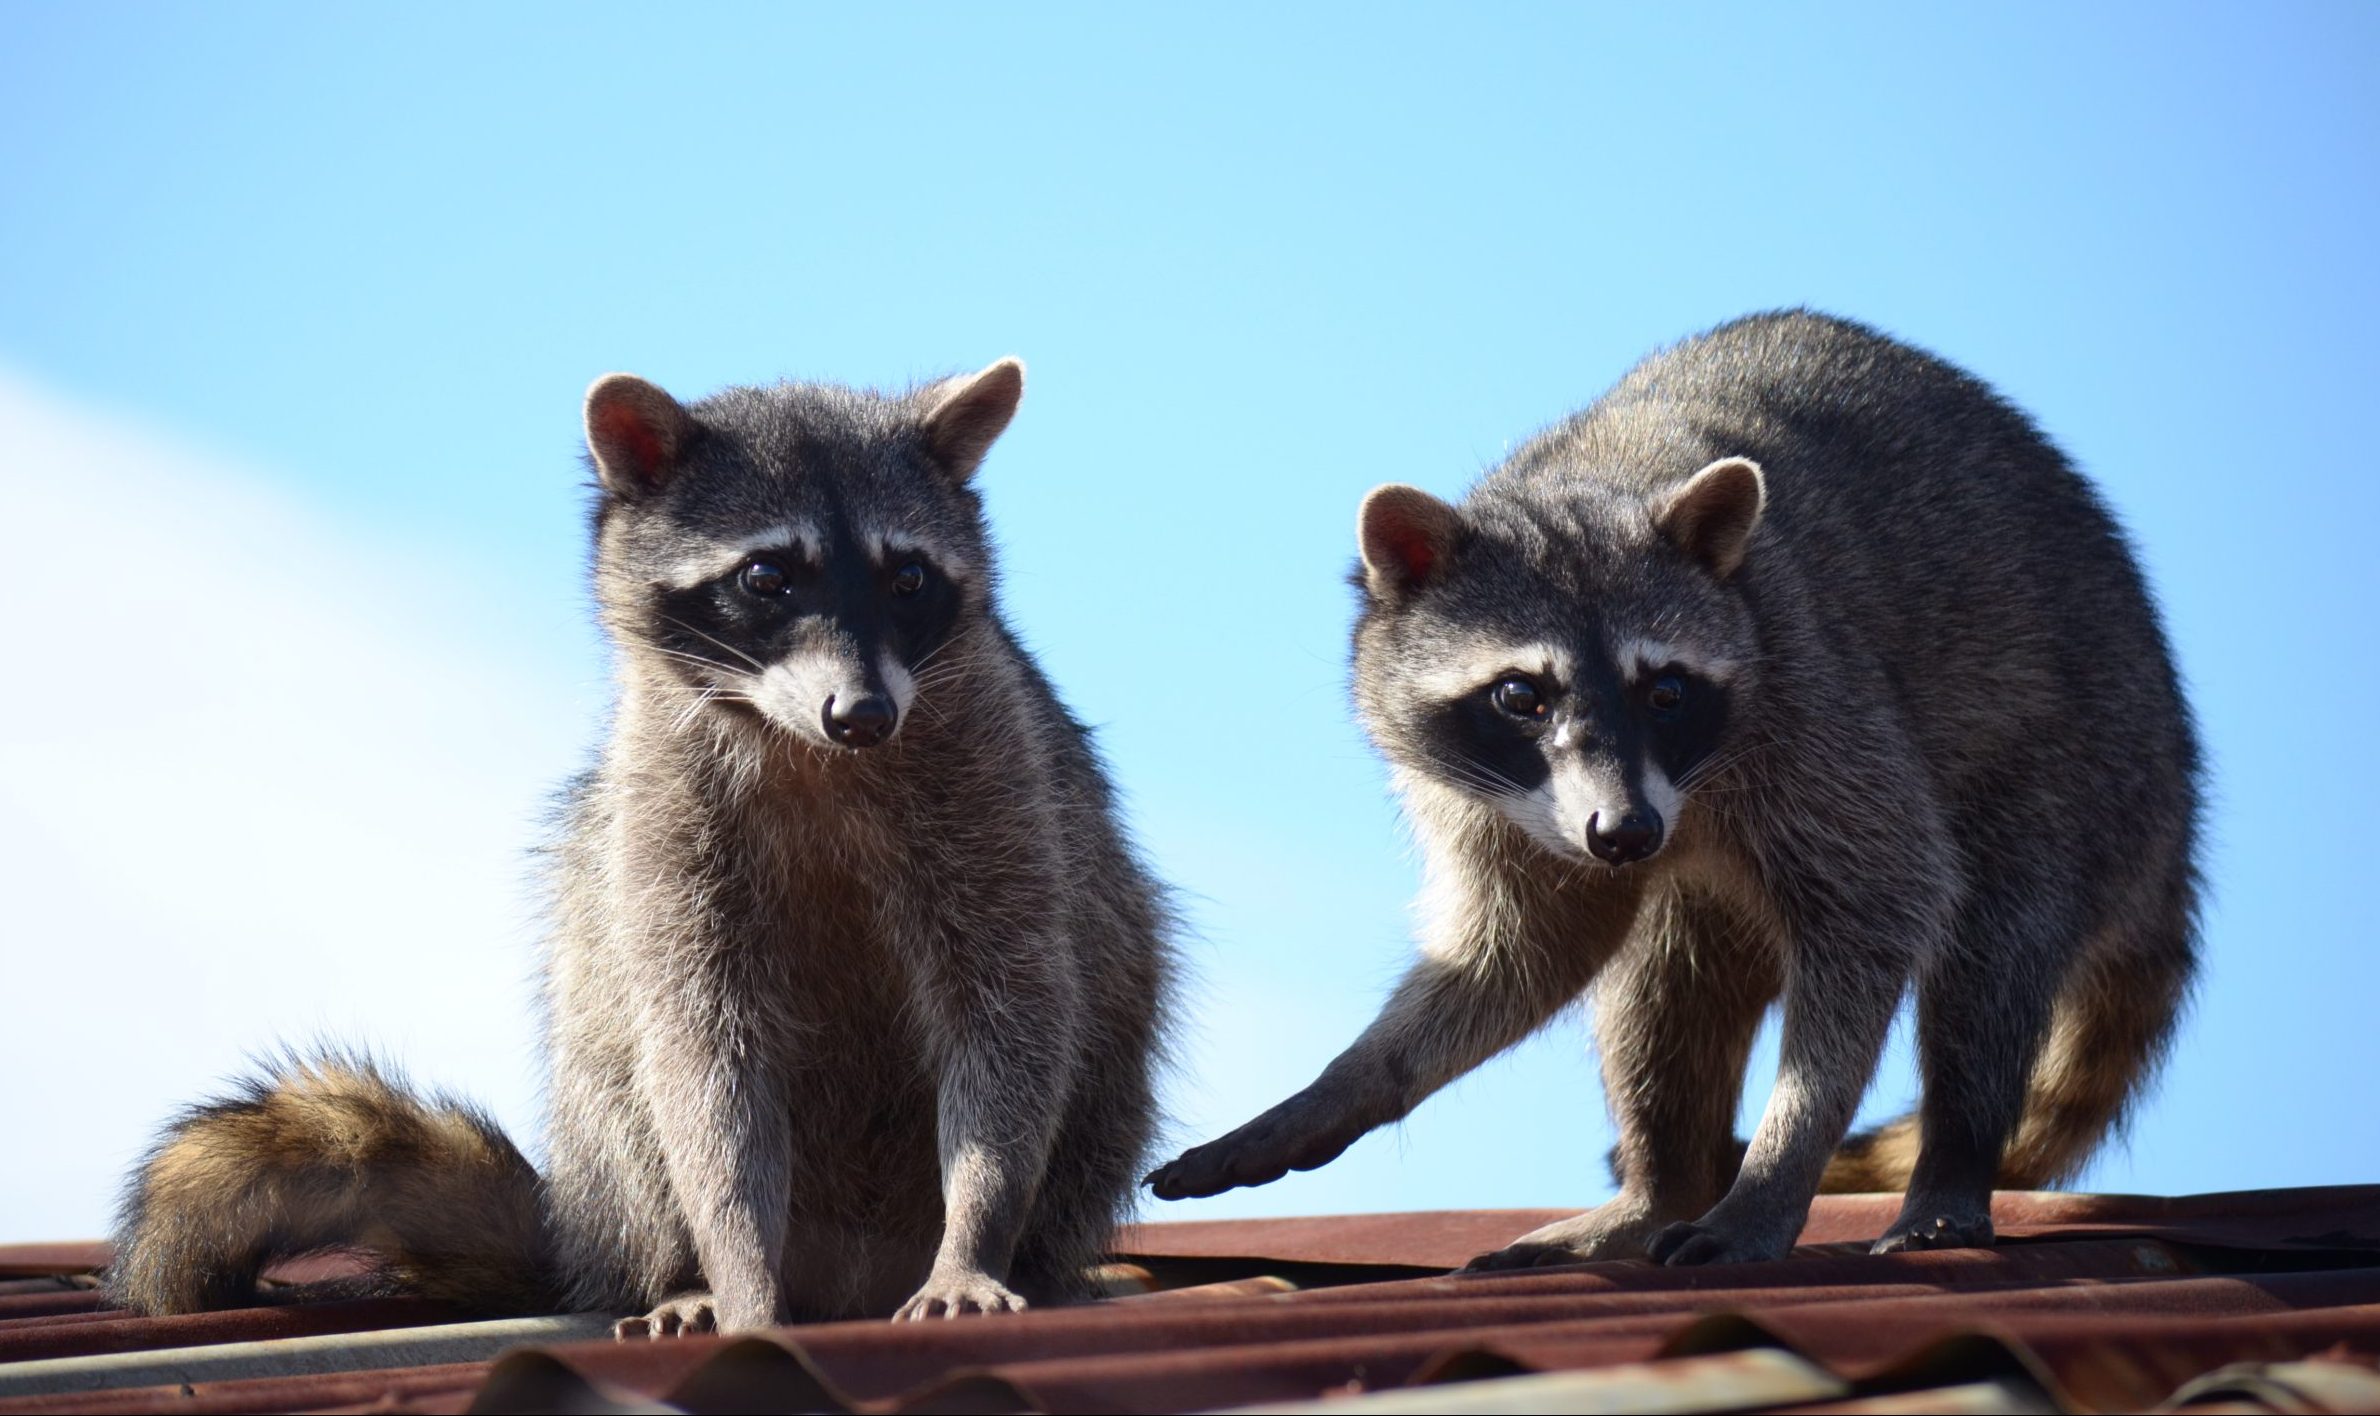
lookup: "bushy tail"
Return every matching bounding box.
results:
[1822,905,2196,1194]
[1818,1115,1925,1194]
[108,1052,554,1315]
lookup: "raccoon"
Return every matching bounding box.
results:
[110,359,1176,1332]
[1149,311,2200,1268]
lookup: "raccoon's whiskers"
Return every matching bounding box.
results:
[906,637,964,679]
[1676,737,1777,795]
[666,686,750,735]
[660,617,766,672]
[911,694,955,730]
[1432,759,1530,805]
[651,646,756,680]
[910,648,995,690]
[1452,757,1533,799]
[908,655,998,719]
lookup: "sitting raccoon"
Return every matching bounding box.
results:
[1151,310,2199,1267]
[111,358,1176,1331]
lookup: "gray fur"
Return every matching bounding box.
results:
[1148,311,2199,1267]
[109,360,1174,1331]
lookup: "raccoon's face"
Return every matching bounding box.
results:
[1349,457,1765,867]
[636,520,972,750]
[580,360,1024,751]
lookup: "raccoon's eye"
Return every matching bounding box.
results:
[738,560,789,597]
[890,562,927,597]
[1491,676,1547,720]
[1647,675,1686,718]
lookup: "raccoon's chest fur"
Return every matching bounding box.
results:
[731,774,949,1223]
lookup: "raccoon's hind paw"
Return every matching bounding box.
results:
[895,1269,1027,1321]
[1647,1218,1795,1267]
[1462,1240,1597,1272]
[1871,1212,1996,1254]
[1461,1204,1668,1272]
[614,1291,717,1340]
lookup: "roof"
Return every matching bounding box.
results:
[2,1186,2376,1413]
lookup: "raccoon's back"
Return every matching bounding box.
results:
[1602,311,2125,577]
[1580,309,2189,785]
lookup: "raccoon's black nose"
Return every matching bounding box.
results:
[1586,810,1663,865]
[824,693,896,749]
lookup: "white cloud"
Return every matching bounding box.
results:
[0,370,589,1241]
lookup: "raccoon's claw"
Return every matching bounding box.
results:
[894,1270,1027,1321]
[1871,1212,1996,1254]
[614,1291,717,1340]
[1647,1220,1791,1267]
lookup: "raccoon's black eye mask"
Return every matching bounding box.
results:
[715,550,950,606]
[643,542,966,675]
[1635,666,1730,784]
[1470,664,1718,740]
[1416,660,1733,801]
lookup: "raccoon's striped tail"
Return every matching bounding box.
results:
[107,1051,556,1315]
[1822,907,2197,1194]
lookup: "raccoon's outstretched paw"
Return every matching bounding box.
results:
[895,1269,1027,1321]
[1144,1090,1364,1200]
[614,1291,717,1340]
[1871,1212,1996,1254]
[1647,1219,1792,1267]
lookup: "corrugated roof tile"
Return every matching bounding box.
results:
[0,1186,2372,1413]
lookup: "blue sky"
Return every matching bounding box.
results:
[3,5,2374,1242]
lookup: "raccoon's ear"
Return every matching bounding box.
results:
[584,374,691,500]
[921,357,1026,482]
[1657,456,1765,579]
[1359,483,1461,599]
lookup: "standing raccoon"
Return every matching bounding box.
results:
[111,358,1175,1331]
[1150,311,2199,1267]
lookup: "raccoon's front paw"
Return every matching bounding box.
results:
[1144,1091,1364,1200]
[1871,1211,1995,1254]
[614,1290,717,1340]
[1461,1202,1669,1272]
[895,1268,1027,1321]
[1647,1217,1795,1267]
